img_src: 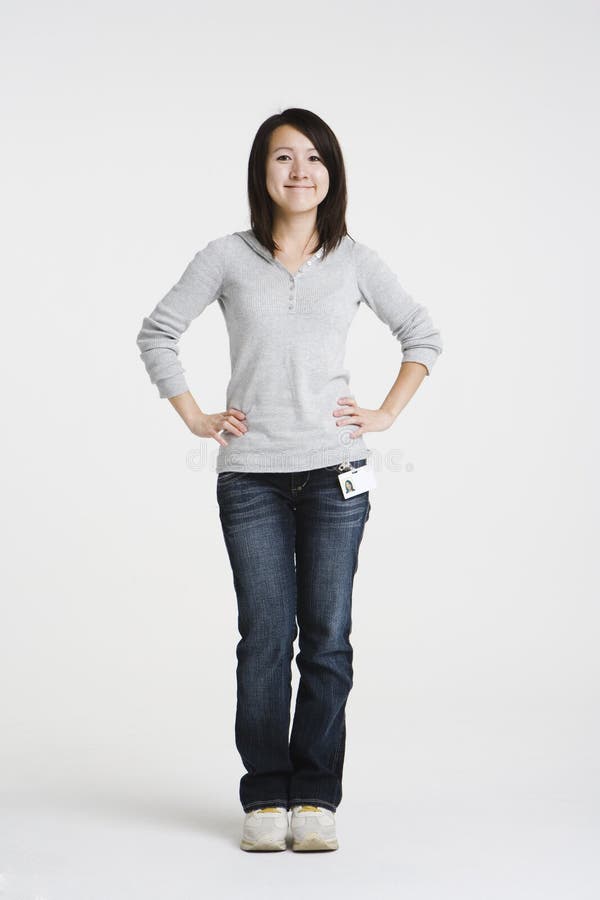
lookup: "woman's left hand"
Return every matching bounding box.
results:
[333,396,395,438]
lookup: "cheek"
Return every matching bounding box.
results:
[265,166,282,185]
[265,173,282,197]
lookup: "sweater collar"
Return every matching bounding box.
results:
[234,229,324,265]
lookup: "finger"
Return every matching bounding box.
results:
[228,408,246,419]
[337,396,356,406]
[211,430,228,447]
[223,419,246,437]
[231,416,248,434]
[218,413,247,435]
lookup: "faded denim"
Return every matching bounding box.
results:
[216,458,371,813]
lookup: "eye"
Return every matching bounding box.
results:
[275,154,323,162]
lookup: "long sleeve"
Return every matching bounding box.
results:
[136,238,225,399]
[354,241,443,375]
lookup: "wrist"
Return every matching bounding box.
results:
[379,404,399,421]
[184,408,203,430]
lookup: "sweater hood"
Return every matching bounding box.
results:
[234,229,275,264]
[234,228,327,265]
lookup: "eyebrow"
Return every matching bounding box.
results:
[271,146,319,153]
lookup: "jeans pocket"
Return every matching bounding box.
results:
[218,471,243,483]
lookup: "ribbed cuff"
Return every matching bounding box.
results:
[155,373,190,399]
[401,347,441,376]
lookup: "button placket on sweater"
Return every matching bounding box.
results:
[286,252,320,312]
[270,247,323,312]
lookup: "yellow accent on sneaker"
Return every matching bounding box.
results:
[257,807,281,813]
[299,805,320,812]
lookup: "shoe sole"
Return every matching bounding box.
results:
[292,833,339,851]
[240,837,287,851]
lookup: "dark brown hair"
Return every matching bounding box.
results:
[247,107,353,260]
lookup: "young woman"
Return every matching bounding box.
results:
[136,107,443,852]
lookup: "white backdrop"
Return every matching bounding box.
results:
[1,1,598,898]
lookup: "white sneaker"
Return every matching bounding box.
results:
[290,804,339,851]
[240,806,289,851]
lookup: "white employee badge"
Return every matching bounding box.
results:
[336,459,377,499]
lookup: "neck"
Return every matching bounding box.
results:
[272,214,319,255]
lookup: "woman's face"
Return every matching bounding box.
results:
[265,124,330,216]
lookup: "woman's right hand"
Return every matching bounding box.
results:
[187,408,248,447]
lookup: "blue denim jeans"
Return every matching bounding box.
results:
[216,458,371,814]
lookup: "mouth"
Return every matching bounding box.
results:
[285,186,314,189]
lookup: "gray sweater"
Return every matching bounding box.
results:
[136,229,443,473]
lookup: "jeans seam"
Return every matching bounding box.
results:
[243,799,289,811]
[289,798,337,811]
